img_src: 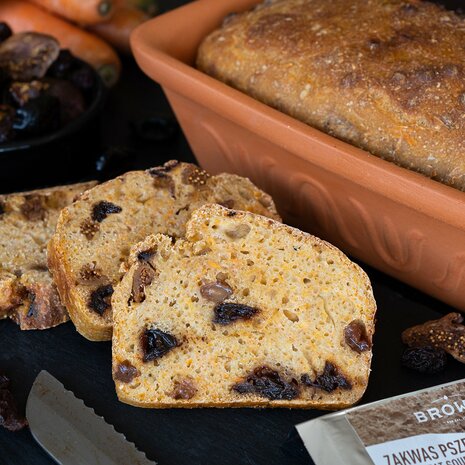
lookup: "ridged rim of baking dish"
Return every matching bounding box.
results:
[131,0,465,231]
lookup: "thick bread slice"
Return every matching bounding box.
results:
[48,161,280,342]
[0,181,97,330]
[112,204,376,409]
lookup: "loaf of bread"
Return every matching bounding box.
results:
[48,161,280,342]
[197,0,465,190]
[112,204,376,409]
[0,181,96,330]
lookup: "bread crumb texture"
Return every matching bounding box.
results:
[112,204,376,409]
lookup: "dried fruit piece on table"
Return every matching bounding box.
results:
[402,312,465,363]
[0,373,28,431]
[401,346,448,374]
[0,32,59,80]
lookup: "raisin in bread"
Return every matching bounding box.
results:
[0,181,96,330]
[48,161,280,342]
[112,204,376,409]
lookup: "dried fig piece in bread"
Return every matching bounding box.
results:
[200,281,233,303]
[301,362,352,393]
[89,284,113,316]
[232,366,299,400]
[131,262,156,304]
[344,320,372,354]
[114,361,140,383]
[141,328,178,362]
[170,377,197,400]
[213,302,258,325]
[92,201,122,223]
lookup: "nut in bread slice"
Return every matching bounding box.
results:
[112,204,376,409]
[0,181,96,330]
[48,161,280,341]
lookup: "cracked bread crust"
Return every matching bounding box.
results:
[48,161,280,342]
[112,204,376,409]
[197,0,465,190]
[0,181,97,330]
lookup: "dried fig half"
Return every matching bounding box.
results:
[402,312,465,363]
[0,32,60,81]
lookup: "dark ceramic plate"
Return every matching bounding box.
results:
[0,69,106,194]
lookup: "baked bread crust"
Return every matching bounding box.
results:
[48,161,280,342]
[0,182,96,330]
[197,0,465,190]
[112,204,376,409]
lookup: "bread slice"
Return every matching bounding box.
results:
[0,181,96,330]
[112,204,376,409]
[48,161,280,342]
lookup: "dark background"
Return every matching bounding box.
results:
[1,1,465,464]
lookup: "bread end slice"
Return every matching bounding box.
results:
[0,181,96,330]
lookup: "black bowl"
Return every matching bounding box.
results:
[0,69,106,194]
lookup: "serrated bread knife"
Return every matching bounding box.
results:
[26,370,156,465]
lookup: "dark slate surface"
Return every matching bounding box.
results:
[1,1,465,464]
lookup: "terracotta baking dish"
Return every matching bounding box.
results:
[132,0,465,311]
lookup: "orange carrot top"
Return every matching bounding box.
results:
[29,0,114,25]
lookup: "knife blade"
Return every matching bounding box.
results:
[26,370,156,465]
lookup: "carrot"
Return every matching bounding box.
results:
[90,6,149,54]
[117,0,158,16]
[29,0,114,25]
[0,0,121,86]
